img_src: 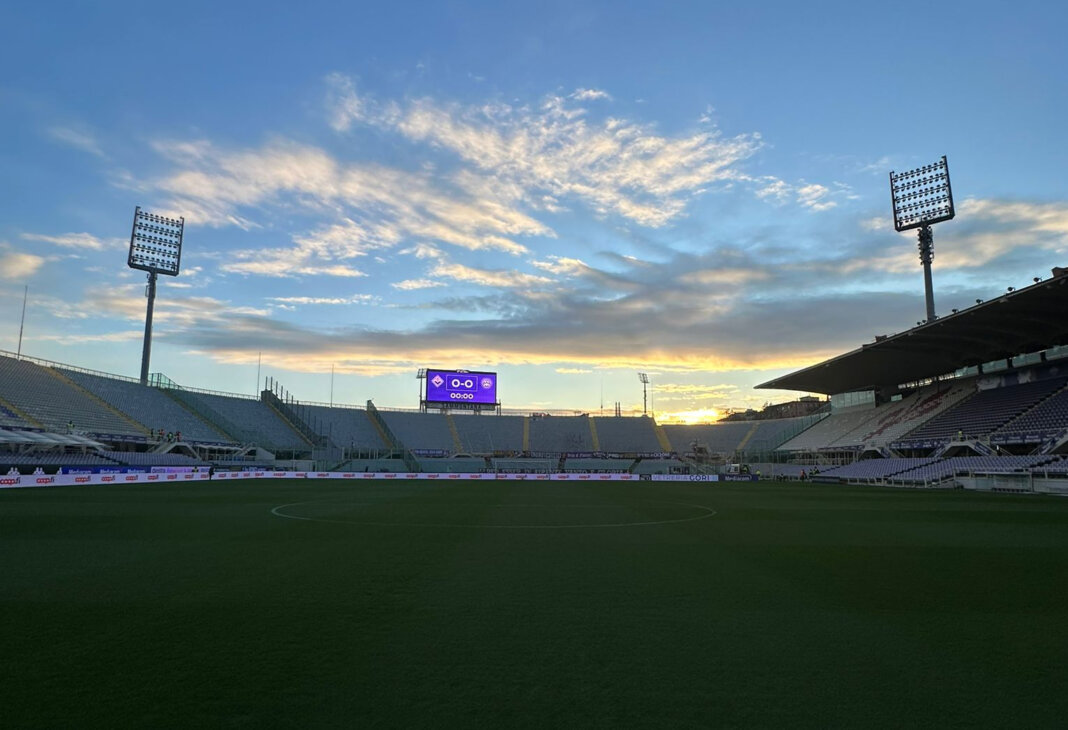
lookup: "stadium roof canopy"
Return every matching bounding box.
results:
[758,270,1068,395]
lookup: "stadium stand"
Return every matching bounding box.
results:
[631,458,687,475]
[302,404,386,451]
[0,354,145,436]
[379,411,456,453]
[816,458,940,481]
[182,392,309,450]
[590,416,662,453]
[661,421,754,455]
[451,414,525,453]
[492,457,556,473]
[528,415,594,453]
[562,457,635,473]
[993,382,1068,442]
[415,457,488,473]
[98,450,210,466]
[900,377,1068,444]
[889,455,1059,484]
[59,368,231,444]
[0,398,31,428]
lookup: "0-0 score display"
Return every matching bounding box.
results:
[425,369,498,405]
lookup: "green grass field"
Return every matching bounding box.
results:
[3,479,1067,728]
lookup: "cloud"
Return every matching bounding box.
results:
[555,367,593,374]
[0,250,45,279]
[148,137,546,274]
[326,73,762,227]
[47,125,105,157]
[267,295,378,305]
[570,88,612,101]
[21,232,125,251]
[796,183,836,211]
[391,278,445,290]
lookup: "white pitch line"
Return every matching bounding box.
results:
[269,499,717,529]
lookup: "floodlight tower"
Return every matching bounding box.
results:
[638,372,649,416]
[127,207,184,385]
[417,368,427,411]
[889,155,956,323]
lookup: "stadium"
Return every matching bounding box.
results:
[4,260,1068,725]
[6,6,1068,727]
[3,265,1068,487]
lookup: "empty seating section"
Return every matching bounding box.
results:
[59,369,229,444]
[818,458,939,481]
[380,412,455,452]
[744,418,812,451]
[98,450,210,466]
[661,422,753,455]
[995,384,1068,439]
[415,457,488,472]
[890,455,1056,483]
[562,458,635,472]
[186,392,308,450]
[778,408,876,451]
[492,458,555,473]
[302,405,385,450]
[0,452,116,466]
[528,416,594,453]
[903,378,1068,443]
[451,414,525,453]
[590,417,662,453]
[0,355,143,436]
[844,384,973,447]
[0,399,30,428]
[631,458,686,474]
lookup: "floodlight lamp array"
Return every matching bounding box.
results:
[128,206,184,276]
[890,155,955,232]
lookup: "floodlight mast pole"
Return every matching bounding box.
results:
[140,271,158,385]
[918,225,936,322]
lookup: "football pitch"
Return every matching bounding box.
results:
[2,479,1067,728]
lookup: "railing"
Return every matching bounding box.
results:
[366,401,419,472]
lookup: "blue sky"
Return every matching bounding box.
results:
[2,1,1066,421]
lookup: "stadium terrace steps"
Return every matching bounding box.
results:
[590,416,663,453]
[0,355,145,436]
[450,414,525,454]
[182,391,310,451]
[379,411,456,453]
[653,421,673,452]
[0,393,38,429]
[444,413,463,453]
[588,417,601,452]
[48,369,149,436]
[301,404,388,452]
[59,368,231,444]
[527,415,595,453]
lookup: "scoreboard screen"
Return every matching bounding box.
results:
[425,369,498,405]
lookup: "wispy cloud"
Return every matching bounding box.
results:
[326,73,762,227]
[47,125,105,157]
[268,295,378,305]
[0,245,45,280]
[21,232,125,251]
[391,278,445,290]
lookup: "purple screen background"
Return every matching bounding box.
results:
[425,370,498,404]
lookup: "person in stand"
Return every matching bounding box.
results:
[800,469,807,481]
[175,431,182,443]
[67,420,74,434]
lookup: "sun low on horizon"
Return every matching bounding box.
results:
[656,408,722,425]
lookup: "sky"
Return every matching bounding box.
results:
[2,1,1067,422]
